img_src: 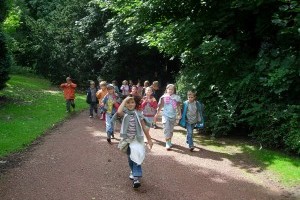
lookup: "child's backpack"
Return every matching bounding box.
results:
[195,100,206,134]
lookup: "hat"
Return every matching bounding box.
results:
[107,84,114,88]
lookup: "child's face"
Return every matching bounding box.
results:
[100,85,106,90]
[188,94,196,102]
[107,87,114,94]
[145,88,152,96]
[166,86,174,95]
[90,83,95,88]
[126,98,136,110]
[132,87,137,93]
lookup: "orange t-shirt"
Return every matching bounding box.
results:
[60,83,77,99]
[96,88,108,104]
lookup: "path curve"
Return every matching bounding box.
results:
[0,110,296,200]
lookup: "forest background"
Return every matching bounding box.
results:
[0,0,299,155]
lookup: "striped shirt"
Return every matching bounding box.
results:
[127,114,136,139]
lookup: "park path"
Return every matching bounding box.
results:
[0,110,294,200]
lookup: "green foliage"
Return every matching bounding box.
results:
[0,0,11,90]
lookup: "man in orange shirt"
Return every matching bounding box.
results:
[60,77,77,113]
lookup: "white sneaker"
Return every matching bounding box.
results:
[165,141,171,150]
[129,171,134,180]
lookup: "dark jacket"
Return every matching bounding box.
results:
[86,87,99,104]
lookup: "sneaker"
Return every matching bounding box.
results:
[153,124,158,129]
[166,141,171,150]
[111,134,115,139]
[129,171,134,180]
[89,115,93,118]
[107,138,111,144]
[189,147,195,152]
[133,179,141,188]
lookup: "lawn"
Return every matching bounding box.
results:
[0,74,88,157]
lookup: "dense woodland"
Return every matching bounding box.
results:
[0,0,299,154]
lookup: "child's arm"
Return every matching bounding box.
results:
[70,83,77,88]
[101,95,108,107]
[141,120,153,149]
[117,96,131,117]
[60,83,66,88]
[177,101,182,119]
[154,97,164,121]
[150,98,158,109]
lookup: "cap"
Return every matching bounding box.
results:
[107,84,114,88]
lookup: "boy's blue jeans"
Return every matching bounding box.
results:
[186,123,196,148]
[127,146,142,177]
[105,113,114,138]
[66,99,75,112]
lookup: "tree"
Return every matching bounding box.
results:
[0,0,11,90]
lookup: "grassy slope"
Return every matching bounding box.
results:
[0,74,88,157]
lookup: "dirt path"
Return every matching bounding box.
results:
[0,110,296,200]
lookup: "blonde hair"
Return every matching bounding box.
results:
[90,81,95,85]
[165,84,176,94]
[144,80,150,86]
[122,80,128,85]
[145,86,153,93]
[152,81,159,87]
[99,81,107,87]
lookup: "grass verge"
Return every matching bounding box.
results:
[0,74,88,158]
[197,135,300,187]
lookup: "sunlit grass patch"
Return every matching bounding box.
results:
[194,135,300,187]
[0,75,88,158]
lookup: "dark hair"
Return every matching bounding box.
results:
[128,94,142,109]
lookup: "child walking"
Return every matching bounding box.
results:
[117,96,153,188]
[86,81,98,118]
[154,84,181,150]
[179,91,204,151]
[96,81,108,120]
[141,87,157,127]
[102,84,120,143]
[120,80,130,96]
[60,77,77,113]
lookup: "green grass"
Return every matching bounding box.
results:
[0,74,88,158]
[197,136,300,187]
[250,148,300,186]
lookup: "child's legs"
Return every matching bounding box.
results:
[92,102,98,114]
[162,116,176,140]
[105,113,113,137]
[66,99,71,112]
[186,123,195,148]
[89,102,97,115]
[70,99,75,108]
[89,104,94,116]
[127,147,142,177]
[144,116,154,127]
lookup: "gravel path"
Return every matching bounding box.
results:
[0,110,296,200]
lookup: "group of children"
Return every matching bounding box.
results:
[60,77,204,189]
